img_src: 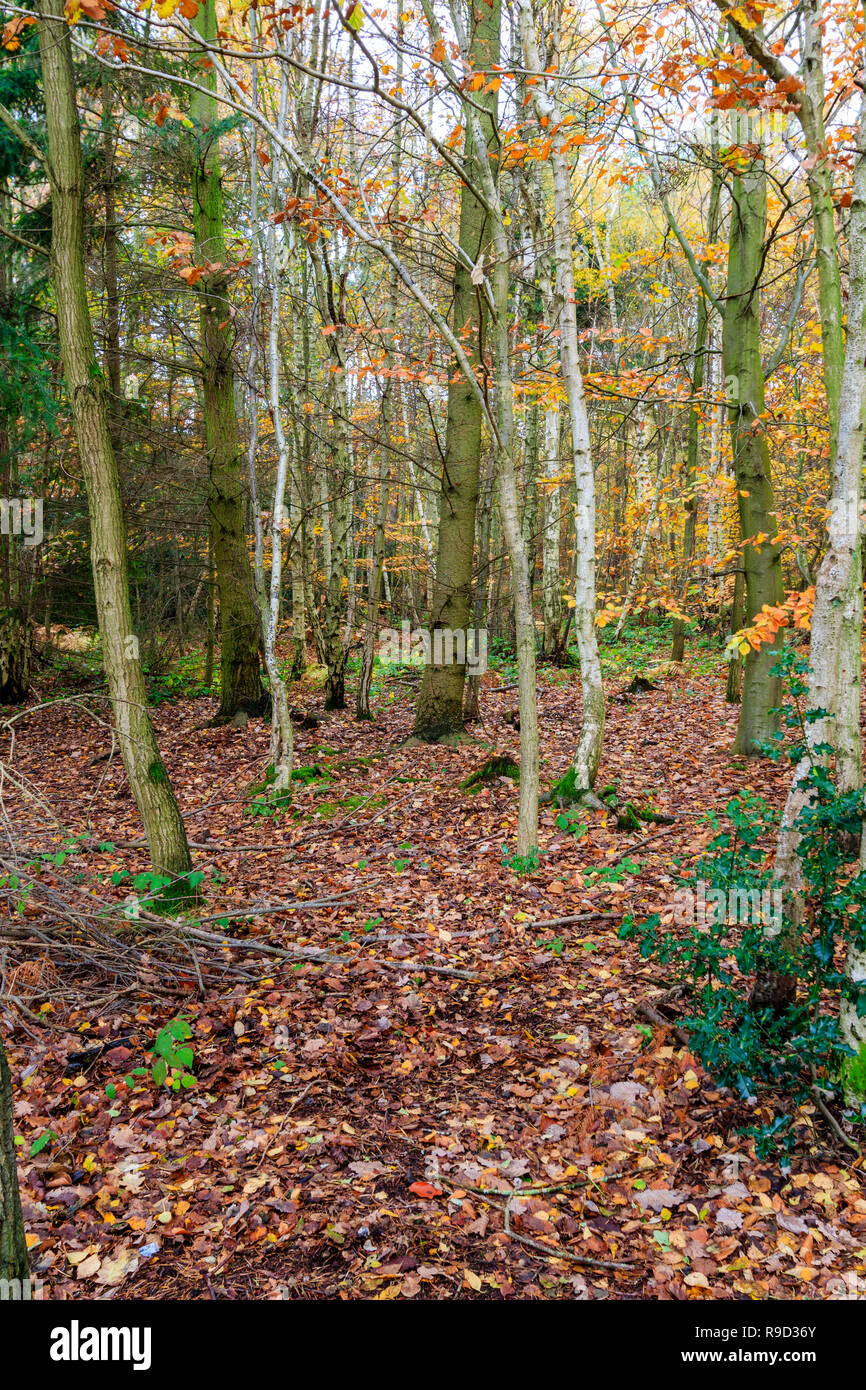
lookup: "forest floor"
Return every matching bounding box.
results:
[2,633,865,1301]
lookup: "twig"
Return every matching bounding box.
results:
[811,1084,861,1157]
[177,924,482,980]
[527,911,620,930]
[635,999,690,1047]
[192,890,364,925]
[431,1172,634,1271]
[253,1084,314,1172]
[608,823,679,866]
[502,1193,634,1271]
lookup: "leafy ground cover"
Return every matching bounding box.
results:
[2,640,864,1300]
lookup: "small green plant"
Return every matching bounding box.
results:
[0,871,32,914]
[248,788,293,818]
[146,647,218,704]
[535,934,564,956]
[110,867,203,912]
[585,857,641,886]
[501,845,541,876]
[28,1128,57,1157]
[554,809,588,838]
[621,652,866,1155]
[106,1016,195,1099]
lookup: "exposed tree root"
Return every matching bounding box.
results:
[460,754,520,791]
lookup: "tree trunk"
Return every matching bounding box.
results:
[520,0,604,793]
[412,0,500,742]
[540,399,563,659]
[248,43,293,791]
[37,0,192,879]
[800,0,843,464]
[190,2,264,720]
[0,611,32,703]
[672,162,721,662]
[612,427,673,642]
[722,154,784,754]
[309,249,352,711]
[463,458,493,722]
[725,569,745,704]
[0,1030,28,1284]
[100,74,123,457]
[357,22,403,721]
[767,79,866,1040]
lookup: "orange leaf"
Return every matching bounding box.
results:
[408,1181,443,1199]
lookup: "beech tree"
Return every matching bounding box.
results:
[412,0,501,744]
[722,141,785,755]
[0,1029,27,1285]
[190,0,265,719]
[34,0,192,878]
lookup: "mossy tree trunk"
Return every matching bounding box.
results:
[722,152,783,754]
[190,2,264,719]
[0,611,32,704]
[412,0,500,742]
[37,0,192,877]
[0,1030,28,1284]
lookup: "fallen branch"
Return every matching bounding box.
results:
[177,923,482,980]
[502,1192,635,1271]
[634,998,690,1047]
[431,1172,635,1271]
[811,1081,861,1156]
[526,911,620,930]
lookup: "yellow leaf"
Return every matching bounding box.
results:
[75,1253,102,1279]
[463,1269,483,1291]
[374,1281,401,1299]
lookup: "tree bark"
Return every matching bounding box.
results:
[767,78,866,1039]
[412,0,500,742]
[0,1030,28,1284]
[190,1,264,720]
[37,0,192,878]
[722,153,784,754]
[520,0,604,794]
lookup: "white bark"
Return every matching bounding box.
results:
[541,398,562,651]
[770,83,866,1096]
[520,0,604,791]
[247,34,293,791]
